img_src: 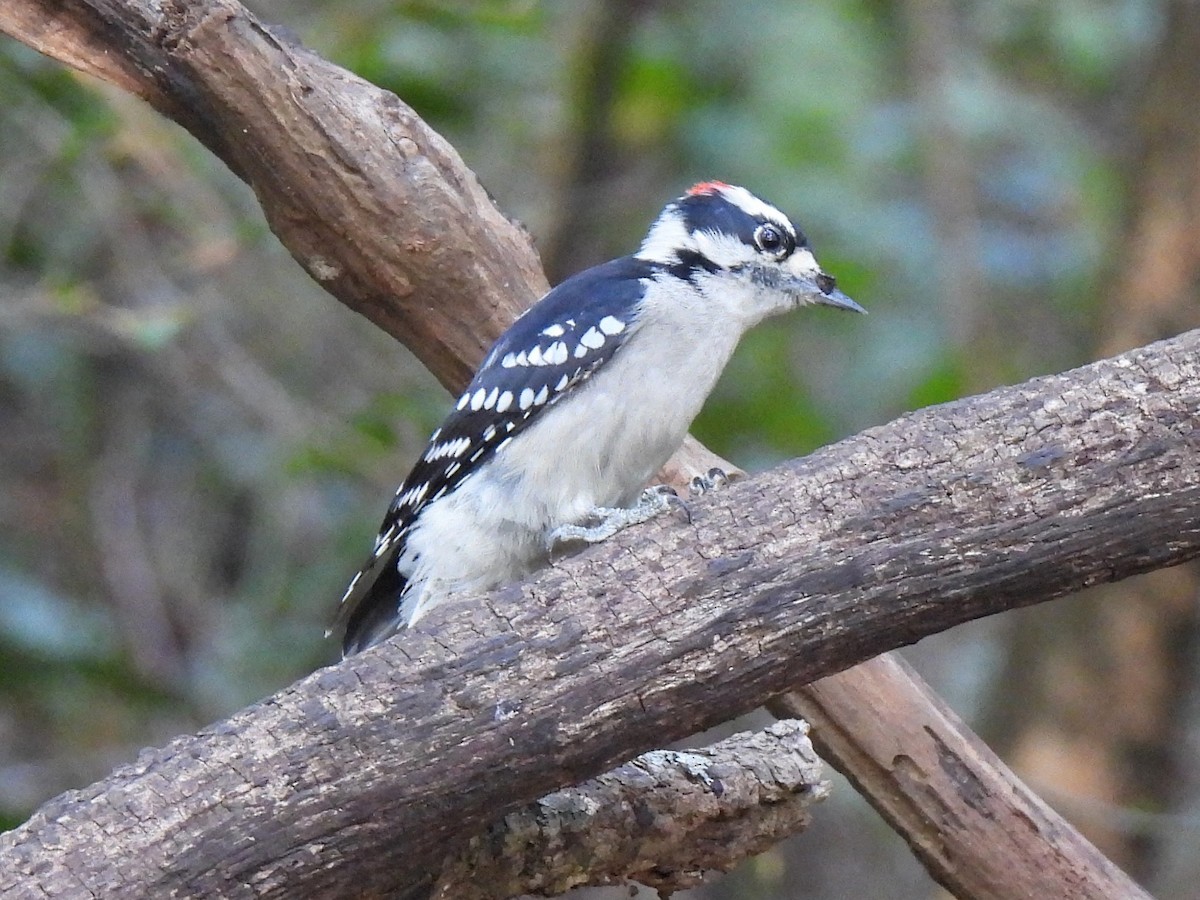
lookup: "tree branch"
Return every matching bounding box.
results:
[770,657,1148,899]
[0,327,1196,897]
[432,720,827,899]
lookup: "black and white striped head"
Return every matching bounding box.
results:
[636,181,863,319]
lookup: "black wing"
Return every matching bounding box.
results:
[333,255,656,653]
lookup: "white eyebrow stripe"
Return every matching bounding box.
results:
[716,184,795,237]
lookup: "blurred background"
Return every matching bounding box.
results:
[2,0,1199,897]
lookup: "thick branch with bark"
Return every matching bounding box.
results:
[0,328,1196,897]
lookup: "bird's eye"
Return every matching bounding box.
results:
[754,223,791,259]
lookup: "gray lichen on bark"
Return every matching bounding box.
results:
[433,720,827,899]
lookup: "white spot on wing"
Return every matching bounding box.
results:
[484,387,499,409]
[340,571,361,605]
[456,393,470,410]
[471,388,487,411]
[519,388,535,410]
[496,391,513,413]
[501,352,518,368]
[541,323,565,338]
[427,436,471,461]
[373,523,398,557]
[527,346,545,366]
[534,385,549,406]
[555,373,569,391]
[599,315,625,335]
[395,480,430,512]
[548,341,568,365]
[581,327,605,350]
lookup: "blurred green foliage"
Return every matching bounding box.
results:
[0,0,1182,896]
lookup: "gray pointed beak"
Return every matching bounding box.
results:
[815,282,866,314]
[794,269,866,314]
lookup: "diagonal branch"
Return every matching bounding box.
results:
[0,327,1197,897]
[770,656,1145,899]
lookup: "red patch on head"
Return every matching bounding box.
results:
[685,181,730,197]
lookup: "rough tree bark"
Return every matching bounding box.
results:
[0,2,1179,899]
[1,325,1196,897]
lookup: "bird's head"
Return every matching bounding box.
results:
[636,181,864,322]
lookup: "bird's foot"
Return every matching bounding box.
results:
[547,484,690,550]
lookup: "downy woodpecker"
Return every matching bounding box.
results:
[333,181,863,654]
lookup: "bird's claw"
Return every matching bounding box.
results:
[689,467,730,497]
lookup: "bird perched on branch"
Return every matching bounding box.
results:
[332,181,864,655]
